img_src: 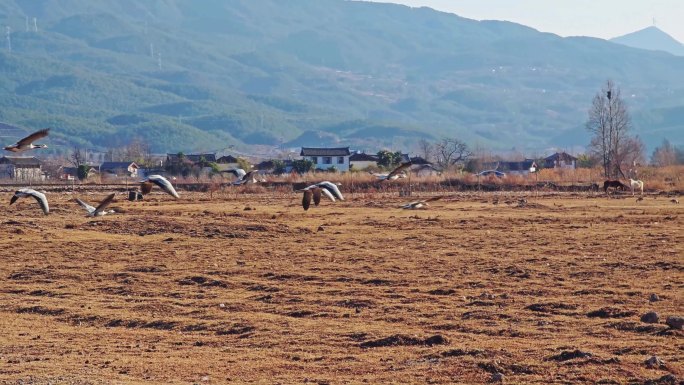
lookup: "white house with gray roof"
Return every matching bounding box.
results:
[300,147,351,172]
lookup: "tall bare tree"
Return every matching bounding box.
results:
[586,80,631,178]
[416,138,434,162]
[434,138,471,170]
[69,147,85,168]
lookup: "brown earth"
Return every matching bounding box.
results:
[0,190,682,384]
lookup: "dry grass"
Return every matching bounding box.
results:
[0,190,682,384]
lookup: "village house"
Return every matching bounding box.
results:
[349,152,378,170]
[0,156,44,181]
[410,156,432,165]
[412,164,442,177]
[99,161,139,178]
[544,152,577,169]
[256,159,293,174]
[165,153,217,167]
[300,147,351,172]
[482,159,538,176]
[215,155,242,172]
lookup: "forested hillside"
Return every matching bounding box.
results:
[1,0,683,153]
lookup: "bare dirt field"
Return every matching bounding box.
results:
[1,189,682,384]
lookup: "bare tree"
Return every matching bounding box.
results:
[125,137,152,166]
[586,80,632,178]
[69,147,85,168]
[416,138,433,162]
[434,138,471,170]
[651,139,678,166]
[616,136,645,177]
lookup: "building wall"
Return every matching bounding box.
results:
[350,160,377,170]
[304,155,350,172]
[3,166,44,181]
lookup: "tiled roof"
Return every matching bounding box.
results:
[100,162,137,171]
[216,155,239,163]
[0,156,41,167]
[350,153,378,161]
[545,152,577,161]
[300,147,350,156]
[166,153,217,163]
[410,156,432,165]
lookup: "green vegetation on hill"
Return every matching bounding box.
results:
[0,0,683,153]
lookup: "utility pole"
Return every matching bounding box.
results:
[33,17,38,32]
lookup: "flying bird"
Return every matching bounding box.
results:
[75,193,116,216]
[222,168,246,180]
[4,128,50,152]
[375,161,413,181]
[140,175,180,199]
[232,170,258,185]
[301,187,322,211]
[309,181,344,201]
[10,188,49,215]
[400,195,442,210]
[299,181,344,210]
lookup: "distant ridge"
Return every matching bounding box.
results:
[610,26,684,56]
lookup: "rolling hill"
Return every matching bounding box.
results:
[611,26,684,56]
[0,0,683,155]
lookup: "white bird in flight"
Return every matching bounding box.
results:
[374,161,412,181]
[9,188,49,214]
[299,181,344,210]
[75,193,116,216]
[140,175,180,199]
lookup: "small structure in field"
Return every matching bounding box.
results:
[544,152,577,169]
[99,161,139,178]
[349,152,379,170]
[0,156,44,181]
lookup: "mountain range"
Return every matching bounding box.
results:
[0,0,683,155]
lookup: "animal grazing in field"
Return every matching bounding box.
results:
[603,180,628,193]
[636,197,644,202]
[671,198,680,204]
[75,193,116,217]
[140,175,180,199]
[400,196,443,210]
[374,161,412,181]
[629,178,644,195]
[589,183,599,192]
[3,128,50,152]
[9,188,49,215]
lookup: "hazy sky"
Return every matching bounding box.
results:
[370,0,684,42]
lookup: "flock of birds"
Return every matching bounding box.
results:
[3,128,427,216]
[6,128,678,215]
[4,129,183,216]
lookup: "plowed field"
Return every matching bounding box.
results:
[1,190,682,384]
